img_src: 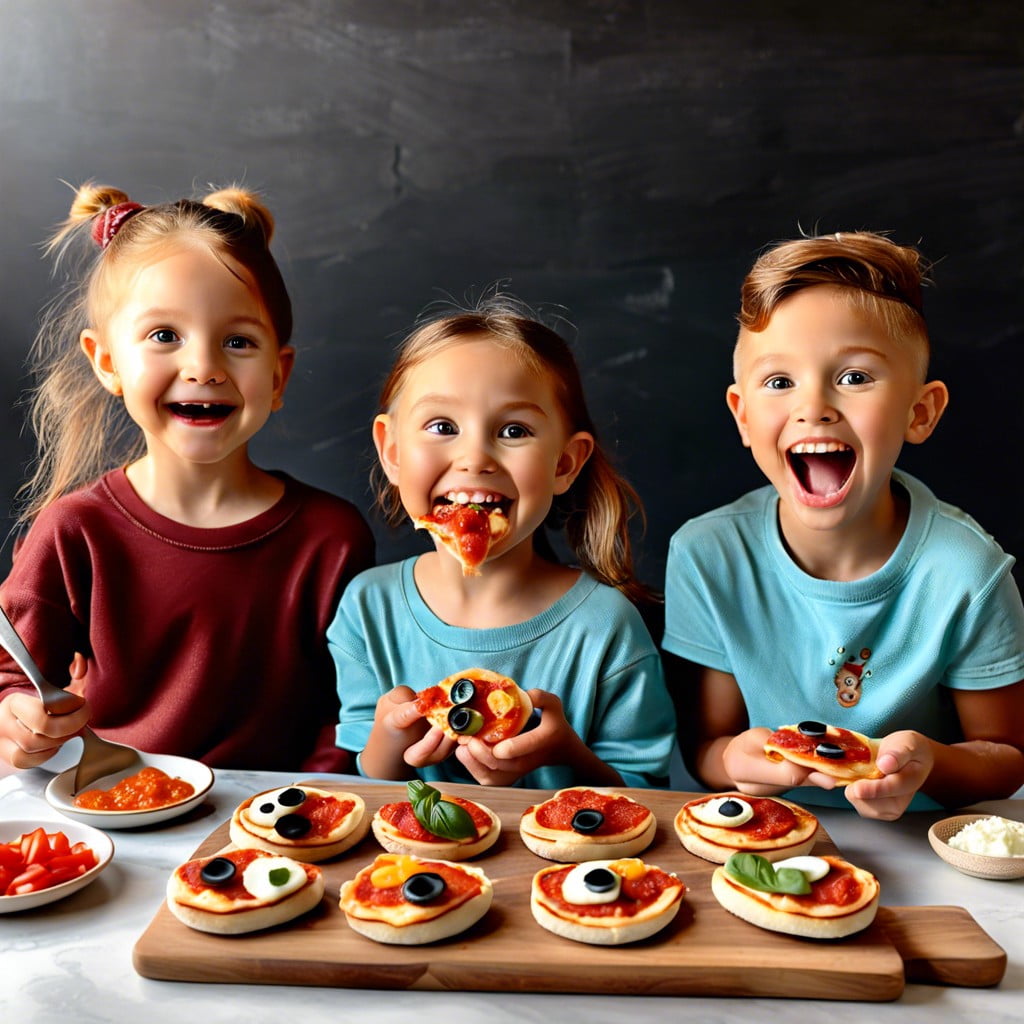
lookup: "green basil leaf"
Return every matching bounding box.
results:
[724,853,811,895]
[428,798,476,841]
[407,779,475,840]
[268,867,292,887]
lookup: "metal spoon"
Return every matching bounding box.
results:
[0,603,143,793]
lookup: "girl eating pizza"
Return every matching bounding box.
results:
[329,297,675,789]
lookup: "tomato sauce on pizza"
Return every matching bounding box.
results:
[791,862,863,909]
[689,795,799,841]
[768,725,871,764]
[378,797,491,842]
[354,860,483,908]
[538,864,678,919]
[532,789,651,835]
[292,794,357,838]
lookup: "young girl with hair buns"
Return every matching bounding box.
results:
[329,299,675,789]
[0,183,374,771]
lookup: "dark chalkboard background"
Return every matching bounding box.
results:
[2,0,1022,592]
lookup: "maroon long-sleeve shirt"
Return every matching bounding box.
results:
[0,469,374,771]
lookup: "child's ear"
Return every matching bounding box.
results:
[905,379,949,444]
[553,431,595,495]
[80,329,122,396]
[270,345,296,412]
[725,384,751,447]
[372,414,400,483]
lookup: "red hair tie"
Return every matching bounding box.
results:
[91,201,144,249]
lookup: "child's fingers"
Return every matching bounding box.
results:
[403,726,456,767]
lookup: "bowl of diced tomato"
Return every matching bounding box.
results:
[0,819,113,912]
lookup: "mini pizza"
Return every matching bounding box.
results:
[415,667,533,744]
[339,852,493,945]
[413,499,509,576]
[674,793,819,864]
[166,847,325,935]
[229,785,370,862]
[520,787,656,862]
[711,852,880,939]
[372,780,501,860]
[531,857,686,945]
[764,720,883,785]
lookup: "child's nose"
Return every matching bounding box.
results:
[794,386,839,424]
[454,433,497,473]
[179,349,227,386]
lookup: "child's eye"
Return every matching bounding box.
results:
[224,335,255,350]
[498,423,531,440]
[149,328,180,345]
[763,375,793,390]
[838,370,872,386]
[425,420,458,436]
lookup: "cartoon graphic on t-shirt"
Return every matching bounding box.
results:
[831,647,872,708]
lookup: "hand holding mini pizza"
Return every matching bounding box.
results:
[415,668,533,745]
[764,721,883,786]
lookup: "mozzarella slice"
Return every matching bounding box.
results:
[241,856,308,900]
[773,855,830,882]
[690,796,754,828]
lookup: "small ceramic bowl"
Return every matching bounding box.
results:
[0,818,114,913]
[45,751,214,829]
[928,813,1024,880]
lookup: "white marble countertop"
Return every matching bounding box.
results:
[2,758,1022,1024]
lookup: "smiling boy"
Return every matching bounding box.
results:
[663,232,1024,819]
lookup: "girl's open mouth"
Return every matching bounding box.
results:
[787,442,855,507]
[167,402,235,424]
[433,490,512,514]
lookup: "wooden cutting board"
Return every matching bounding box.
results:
[133,783,1006,999]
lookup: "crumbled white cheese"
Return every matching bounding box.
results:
[948,816,1024,858]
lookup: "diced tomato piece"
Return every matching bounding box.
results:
[10,863,52,892]
[20,827,49,864]
[47,831,71,856]
[0,866,13,894]
[0,844,22,871]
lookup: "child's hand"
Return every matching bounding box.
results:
[454,689,571,786]
[844,730,934,820]
[722,727,839,795]
[361,686,457,778]
[0,687,90,770]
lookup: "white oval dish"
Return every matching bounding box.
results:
[0,818,114,913]
[45,751,214,829]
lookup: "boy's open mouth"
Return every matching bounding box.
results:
[168,402,235,423]
[787,441,855,501]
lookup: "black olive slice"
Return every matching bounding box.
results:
[200,856,237,885]
[278,787,307,807]
[718,799,745,817]
[815,742,845,760]
[450,678,476,705]
[274,813,313,838]
[448,705,484,735]
[571,809,605,834]
[402,871,446,904]
[797,721,827,736]
[582,867,618,893]
[258,802,276,815]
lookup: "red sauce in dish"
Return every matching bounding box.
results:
[74,766,195,811]
[379,797,490,842]
[354,859,482,907]
[531,789,651,835]
[538,864,681,918]
[767,726,870,763]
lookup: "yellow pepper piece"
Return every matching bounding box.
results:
[609,858,646,881]
[369,853,419,889]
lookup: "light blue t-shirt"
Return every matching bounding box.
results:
[663,471,1024,807]
[329,557,675,789]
